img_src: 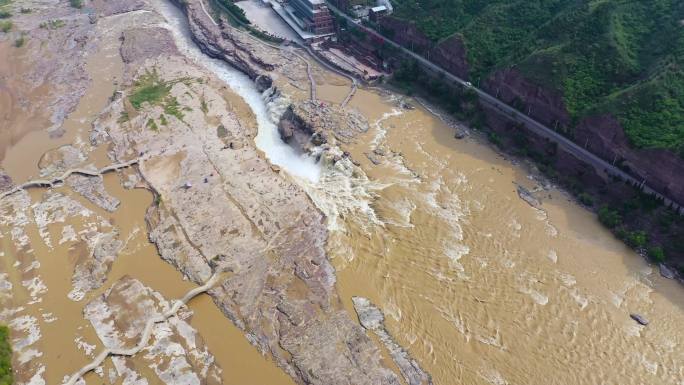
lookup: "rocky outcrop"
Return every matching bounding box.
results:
[483,68,571,129]
[280,100,369,148]
[659,263,676,280]
[516,185,542,208]
[37,145,120,211]
[629,313,649,326]
[30,191,123,301]
[278,105,315,151]
[95,0,148,17]
[0,170,13,193]
[378,17,468,79]
[429,34,469,80]
[99,53,399,385]
[37,145,87,174]
[169,0,274,80]
[69,230,123,301]
[120,27,179,66]
[575,115,684,206]
[352,297,432,385]
[83,276,223,384]
[378,17,433,54]
[67,174,121,212]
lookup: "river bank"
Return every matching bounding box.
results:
[1,0,403,383]
[308,13,683,280]
[0,0,683,384]
[380,56,684,282]
[205,3,684,382]
[312,80,684,385]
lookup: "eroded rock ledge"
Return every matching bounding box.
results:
[82,276,222,384]
[278,100,369,155]
[2,0,405,382]
[168,0,274,89]
[96,38,400,383]
[352,297,433,385]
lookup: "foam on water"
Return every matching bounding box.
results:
[155,1,321,183]
[444,244,471,280]
[547,249,558,263]
[383,198,415,228]
[302,149,387,233]
[152,5,684,385]
[478,368,509,385]
[370,107,404,149]
[520,286,549,306]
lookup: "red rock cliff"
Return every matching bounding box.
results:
[483,68,571,129]
[575,115,684,205]
[378,17,469,79]
[378,16,683,206]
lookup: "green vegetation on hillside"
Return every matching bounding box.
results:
[0,325,11,385]
[210,0,283,43]
[390,0,684,154]
[213,0,251,25]
[40,19,65,29]
[0,20,11,33]
[129,69,190,121]
[392,58,483,123]
[130,69,173,109]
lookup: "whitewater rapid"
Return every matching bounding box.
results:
[148,6,684,385]
[155,1,321,183]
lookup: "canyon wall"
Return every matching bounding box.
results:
[574,115,684,205]
[378,17,468,79]
[377,16,684,207]
[484,71,684,207]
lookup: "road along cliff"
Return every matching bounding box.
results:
[1,1,683,385]
[0,0,413,383]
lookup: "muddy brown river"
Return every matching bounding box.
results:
[1,2,683,384]
[313,86,684,385]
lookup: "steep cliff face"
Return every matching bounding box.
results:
[575,115,684,204]
[168,0,273,83]
[378,17,469,79]
[428,34,469,80]
[378,17,432,54]
[482,67,684,206]
[482,103,608,190]
[379,15,683,206]
[483,69,570,129]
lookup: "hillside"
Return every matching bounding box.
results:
[0,326,10,385]
[389,0,684,155]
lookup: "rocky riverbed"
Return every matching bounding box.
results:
[0,0,419,384]
[2,1,683,385]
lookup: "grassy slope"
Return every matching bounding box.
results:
[0,326,11,385]
[391,0,684,154]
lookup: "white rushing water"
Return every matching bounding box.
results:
[155,1,321,183]
[154,1,385,237]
